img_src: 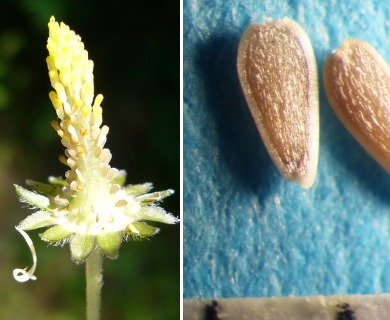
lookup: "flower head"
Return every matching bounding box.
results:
[14,17,178,277]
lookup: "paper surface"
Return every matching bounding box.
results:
[184,295,390,319]
[184,0,390,299]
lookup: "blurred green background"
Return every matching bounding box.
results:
[0,0,179,319]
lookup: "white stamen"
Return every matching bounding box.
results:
[97,126,109,148]
[63,101,72,115]
[67,124,79,144]
[75,168,85,183]
[92,127,100,140]
[13,227,37,282]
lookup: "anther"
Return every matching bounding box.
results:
[94,146,102,157]
[106,168,118,182]
[67,158,77,170]
[80,127,88,136]
[115,199,128,207]
[110,184,121,194]
[59,155,68,166]
[67,148,78,158]
[50,120,61,131]
[54,195,70,207]
[70,181,79,191]
[126,224,140,234]
[65,170,77,181]
[101,164,110,176]
[100,149,112,164]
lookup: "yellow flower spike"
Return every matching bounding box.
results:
[15,22,178,320]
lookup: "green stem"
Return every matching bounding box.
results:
[86,248,103,320]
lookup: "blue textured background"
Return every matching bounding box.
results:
[184,0,390,298]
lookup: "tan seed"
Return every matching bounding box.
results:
[237,17,319,188]
[324,39,390,172]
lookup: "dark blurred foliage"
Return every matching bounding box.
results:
[0,0,179,319]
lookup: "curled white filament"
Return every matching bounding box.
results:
[13,226,37,282]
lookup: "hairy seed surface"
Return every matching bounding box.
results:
[324,39,390,172]
[237,17,319,188]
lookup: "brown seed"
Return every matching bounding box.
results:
[237,17,319,188]
[324,39,390,172]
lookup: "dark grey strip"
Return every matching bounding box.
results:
[204,300,219,320]
[184,295,390,320]
[336,303,356,320]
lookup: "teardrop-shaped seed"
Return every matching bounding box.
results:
[237,17,319,189]
[323,39,390,172]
